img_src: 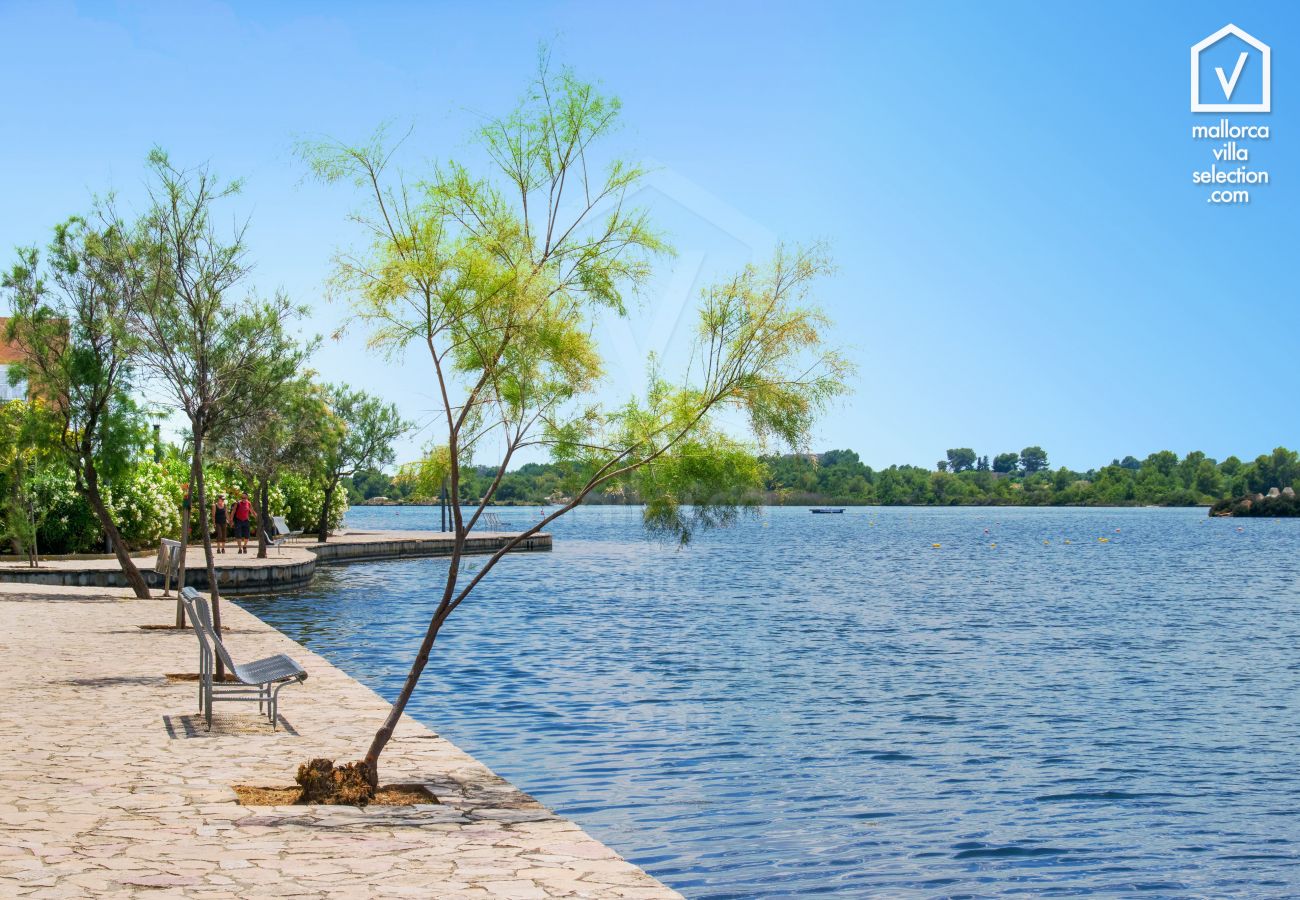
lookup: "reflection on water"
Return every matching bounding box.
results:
[240,506,1300,898]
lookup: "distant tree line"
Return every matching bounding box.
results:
[346,445,1300,508]
[761,447,1299,507]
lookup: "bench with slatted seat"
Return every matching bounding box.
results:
[263,516,305,556]
[180,586,307,730]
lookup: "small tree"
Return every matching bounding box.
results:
[945,448,975,472]
[133,149,306,640]
[297,59,851,800]
[3,214,153,596]
[0,400,55,565]
[214,376,330,558]
[1020,445,1048,474]
[314,385,408,542]
[992,452,1019,474]
[394,445,451,503]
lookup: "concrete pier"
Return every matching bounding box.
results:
[0,529,552,595]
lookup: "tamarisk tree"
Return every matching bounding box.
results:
[133,150,307,640]
[314,384,407,543]
[3,211,153,597]
[296,60,850,801]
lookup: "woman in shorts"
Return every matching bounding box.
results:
[213,495,228,554]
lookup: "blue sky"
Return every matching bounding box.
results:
[1,1,1296,471]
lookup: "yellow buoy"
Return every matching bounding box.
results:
[1043,540,1050,545]
[932,543,941,548]
[990,543,996,548]
[1099,537,1110,543]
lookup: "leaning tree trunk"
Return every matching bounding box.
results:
[316,478,337,543]
[359,544,464,789]
[256,474,270,559]
[193,432,225,679]
[81,461,150,599]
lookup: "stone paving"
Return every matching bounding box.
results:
[0,583,682,899]
[0,529,551,594]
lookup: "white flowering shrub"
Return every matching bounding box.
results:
[23,454,346,553]
[106,459,183,549]
[278,472,347,533]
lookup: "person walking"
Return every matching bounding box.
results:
[213,495,228,554]
[233,492,255,554]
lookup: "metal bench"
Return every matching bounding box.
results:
[263,516,304,556]
[180,587,307,730]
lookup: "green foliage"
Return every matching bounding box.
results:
[633,434,766,544]
[992,452,1019,474]
[278,472,347,533]
[2,210,153,571]
[29,465,101,553]
[0,401,58,559]
[757,446,1300,508]
[1019,446,1048,474]
[0,443,343,555]
[946,448,976,472]
[393,446,451,502]
[322,385,407,481]
[106,458,183,548]
[1211,492,1300,518]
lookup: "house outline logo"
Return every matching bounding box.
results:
[1191,24,1270,113]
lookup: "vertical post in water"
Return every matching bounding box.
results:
[440,479,447,532]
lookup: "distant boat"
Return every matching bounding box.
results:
[810,507,845,514]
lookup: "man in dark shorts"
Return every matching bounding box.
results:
[233,492,255,554]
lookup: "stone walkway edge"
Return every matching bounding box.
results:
[0,582,682,899]
[0,529,553,595]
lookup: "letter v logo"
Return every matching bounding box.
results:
[1216,52,1249,99]
[1192,25,1271,113]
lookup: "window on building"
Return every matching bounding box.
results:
[0,364,27,402]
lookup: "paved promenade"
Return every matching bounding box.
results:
[0,529,552,594]
[0,584,681,899]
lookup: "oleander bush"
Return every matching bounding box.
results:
[278,471,347,534]
[106,459,184,549]
[29,465,101,554]
[7,457,349,555]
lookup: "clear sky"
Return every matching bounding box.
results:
[1,1,1296,471]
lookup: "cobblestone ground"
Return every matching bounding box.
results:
[0,584,682,899]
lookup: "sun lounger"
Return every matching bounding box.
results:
[180,587,307,730]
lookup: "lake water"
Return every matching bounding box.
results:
[239,505,1300,898]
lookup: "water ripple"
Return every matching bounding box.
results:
[240,505,1300,898]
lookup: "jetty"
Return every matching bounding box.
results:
[0,582,679,898]
[0,529,551,595]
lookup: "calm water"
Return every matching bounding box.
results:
[240,506,1300,898]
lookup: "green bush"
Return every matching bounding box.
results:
[278,472,347,533]
[30,466,100,554]
[107,458,184,549]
